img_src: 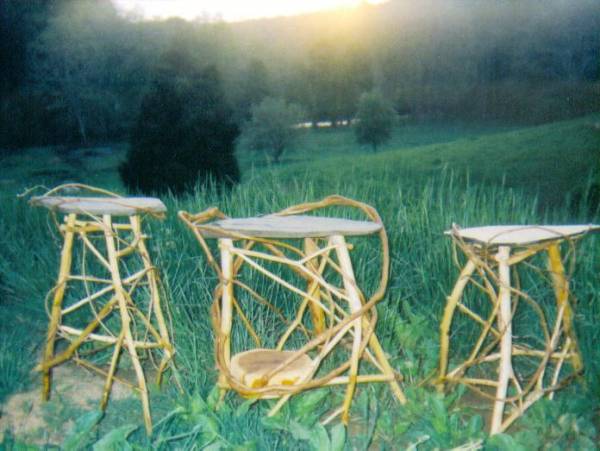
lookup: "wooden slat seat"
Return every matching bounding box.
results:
[230,349,313,395]
[30,196,167,216]
[446,224,600,246]
[198,215,381,238]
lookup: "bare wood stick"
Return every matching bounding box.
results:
[491,246,512,435]
[232,247,352,304]
[456,303,501,337]
[41,213,76,400]
[304,238,326,335]
[37,297,119,371]
[73,357,138,391]
[130,215,176,386]
[62,269,149,315]
[438,259,477,387]
[445,376,499,387]
[332,235,363,424]
[103,214,152,435]
[58,325,159,348]
[101,332,125,410]
[547,244,582,372]
[218,238,235,398]
[80,232,112,270]
[326,374,395,385]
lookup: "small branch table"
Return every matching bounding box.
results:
[31,192,176,434]
[437,224,599,434]
[179,196,406,424]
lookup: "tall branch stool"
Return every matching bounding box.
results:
[179,195,406,425]
[437,224,599,434]
[30,186,176,434]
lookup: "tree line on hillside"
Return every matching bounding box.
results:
[1,0,599,152]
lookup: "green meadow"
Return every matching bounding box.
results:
[1,116,599,449]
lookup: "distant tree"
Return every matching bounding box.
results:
[306,39,373,125]
[240,97,304,164]
[354,91,396,152]
[233,58,272,122]
[120,47,239,194]
[27,0,142,144]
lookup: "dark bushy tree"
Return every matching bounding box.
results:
[120,47,240,194]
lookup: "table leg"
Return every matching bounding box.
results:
[218,238,234,399]
[41,213,76,401]
[491,245,513,435]
[547,243,582,373]
[332,235,363,424]
[438,259,477,390]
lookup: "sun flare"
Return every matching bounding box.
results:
[112,0,388,22]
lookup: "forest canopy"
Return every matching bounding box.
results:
[1,0,599,148]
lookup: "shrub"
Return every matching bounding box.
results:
[240,97,304,164]
[120,48,239,194]
[355,90,396,152]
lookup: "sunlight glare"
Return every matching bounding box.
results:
[113,0,388,22]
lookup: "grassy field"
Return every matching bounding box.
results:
[0,116,599,449]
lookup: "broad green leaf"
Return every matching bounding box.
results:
[235,398,257,417]
[330,423,346,451]
[466,415,483,437]
[8,442,39,451]
[230,440,258,451]
[92,424,137,451]
[307,423,330,451]
[207,385,221,411]
[203,441,225,451]
[63,410,103,451]
[261,416,289,431]
[197,413,220,441]
[292,389,329,418]
[485,433,528,451]
[289,420,313,442]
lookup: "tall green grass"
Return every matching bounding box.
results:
[1,115,599,447]
[1,166,598,448]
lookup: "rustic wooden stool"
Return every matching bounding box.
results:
[179,196,406,424]
[30,186,176,434]
[437,224,599,434]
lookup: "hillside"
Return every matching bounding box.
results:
[271,115,600,209]
[2,116,599,211]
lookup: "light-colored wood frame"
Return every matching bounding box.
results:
[31,185,177,435]
[437,228,586,434]
[179,195,406,425]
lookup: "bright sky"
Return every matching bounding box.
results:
[112,0,387,22]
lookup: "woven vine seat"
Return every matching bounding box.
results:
[230,349,313,395]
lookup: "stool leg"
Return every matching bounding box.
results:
[41,213,76,401]
[130,215,177,387]
[491,246,513,435]
[103,215,152,435]
[438,259,477,390]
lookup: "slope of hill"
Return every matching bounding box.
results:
[272,115,600,209]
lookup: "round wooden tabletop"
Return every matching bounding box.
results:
[446,224,600,246]
[30,196,167,216]
[198,214,382,238]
